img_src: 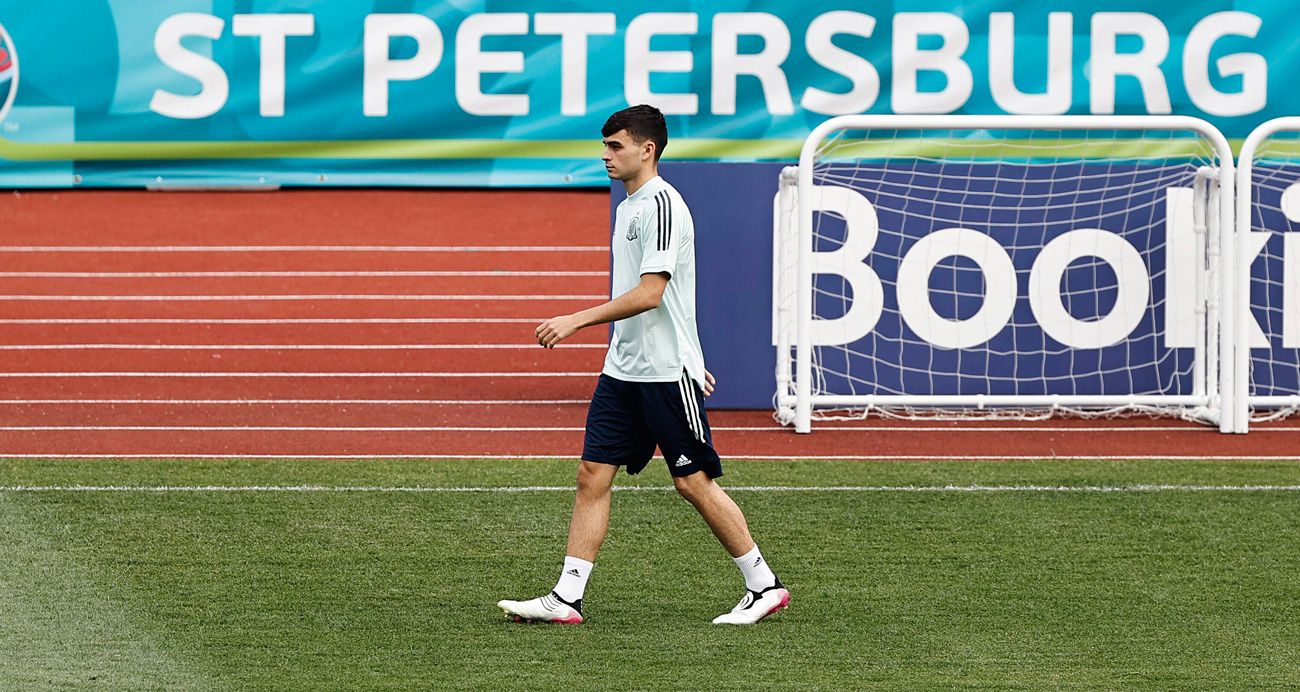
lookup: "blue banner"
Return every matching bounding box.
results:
[657,161,1207,408]
[0,1,1298,187]
[1246,167,1300,397]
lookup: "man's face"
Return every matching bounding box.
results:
[602,129,652,181]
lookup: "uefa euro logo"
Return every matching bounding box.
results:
[0,22,16,125]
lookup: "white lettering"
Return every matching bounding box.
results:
[711,13,794,116]
[1183,12,1266,117]
[231,14,314,118]
[150,13,228,119]
[895,228,1017,349]
[1245,227,1273,349]
[625,13,699,115]
[801,11,879,116]
[891,13,972,114]
[1029,229,1150,349]
[533,13,616,117]
[1251,183,1300,348]
[1164,187,1199,349]
[1286,235,1300,348]
[363,14,443,117]
[810,186,884,346]
[456,13,529,116]
[1090,13,1171,114]
[988,12,1072,115]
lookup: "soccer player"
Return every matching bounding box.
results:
[497,105,789,626]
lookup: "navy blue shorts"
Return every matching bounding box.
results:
[582,373,722,478]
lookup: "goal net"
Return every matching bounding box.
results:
[1237,117,1300,427]
[774,116,1235,433]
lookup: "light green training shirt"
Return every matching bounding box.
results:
[603,175,707,389]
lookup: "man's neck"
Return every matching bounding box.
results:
[623,167,659,196]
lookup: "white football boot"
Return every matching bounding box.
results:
[711,579,790,625]
[497,592,584,624]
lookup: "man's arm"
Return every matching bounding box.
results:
[535,272,669,348]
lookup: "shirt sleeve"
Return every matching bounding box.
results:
[638,190,680,277]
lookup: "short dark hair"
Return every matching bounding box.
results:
[602,105,668,161]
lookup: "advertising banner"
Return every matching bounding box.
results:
[1245,167,1300,398]
[657,158,1300,410]
[0,1,1296,187]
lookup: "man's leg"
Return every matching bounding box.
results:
[499,374,652,623]
[671,470,753,557]
[674,471,790,625]
[646,375,788,624]
[497,461,618,624]
[566,460,619,561]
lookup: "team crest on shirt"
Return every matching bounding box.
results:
[626,214,641,241]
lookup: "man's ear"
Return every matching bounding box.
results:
[643,139,656,161]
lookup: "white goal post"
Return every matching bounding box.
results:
[774,115,1237,433]
[1235,117,1300,431]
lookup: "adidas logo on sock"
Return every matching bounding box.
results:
[566,568,582,577]
[675,455,692,467]
[753,556,763,567]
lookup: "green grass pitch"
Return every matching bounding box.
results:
[3,458,1299,689]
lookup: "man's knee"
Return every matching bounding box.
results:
[673,471,713,503]
[576,460,615,495]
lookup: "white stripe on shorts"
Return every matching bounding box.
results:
[679,373,704,442]
[676,377,695,440]
[689,376,705,439]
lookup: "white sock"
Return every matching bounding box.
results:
[733,544,777,591]
[552,556,593,604]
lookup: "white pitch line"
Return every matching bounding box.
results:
[0,271,608,278]
[0,344,604,350]
[3,484,1299,493]
[0,294,604,301]
[0,318,546,324]
[0,399,589,405]
[0,372,599,378]
[0,245,607,253]
[733,455,1300,461]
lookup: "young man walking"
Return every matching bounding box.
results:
[497,105,789,626]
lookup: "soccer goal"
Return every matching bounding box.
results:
[1235,117,1300,431]
[774,115,1237,433]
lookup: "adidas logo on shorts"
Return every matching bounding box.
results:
[675,455,692,467]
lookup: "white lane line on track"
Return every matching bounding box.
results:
[0,271,608,278]
[0,318,547,324]
[0,344,603,350]
[3,484,1299,493]
[0,372,599,378]
[733,425,1226,432]
[0,424,1284,433]
[2,421,1289,431]
[0,399,590,405]
[0,245,607,253]
[0,454,1297,461]
[0,426,583,431]
[0,294,604,301]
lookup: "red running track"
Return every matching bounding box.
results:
[3,189,1295,460]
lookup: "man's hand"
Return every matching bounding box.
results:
[702,369,716,397]
[536,314,584,349]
